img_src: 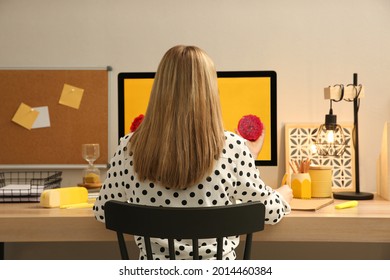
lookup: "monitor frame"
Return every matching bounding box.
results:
[118,71,277,166]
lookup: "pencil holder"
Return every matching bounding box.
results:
[291,173,311,199]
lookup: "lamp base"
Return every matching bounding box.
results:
[333,191,374,200]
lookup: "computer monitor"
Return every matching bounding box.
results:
[118,71,277,166]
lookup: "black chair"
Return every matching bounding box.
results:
[104,200,266,260]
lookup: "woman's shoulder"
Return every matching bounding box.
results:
[223,131,247,151]
[224,130,244,142]
[119,133,133,145]
[112,133,133,158]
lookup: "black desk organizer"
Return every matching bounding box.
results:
[0,171,62,202]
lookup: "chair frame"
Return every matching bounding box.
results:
[104,200,266,260]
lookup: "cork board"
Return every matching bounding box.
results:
[0,69,108,165]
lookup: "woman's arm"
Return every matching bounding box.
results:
[231,135,292,224]
[93,136,130,222]
[236,128,265,159]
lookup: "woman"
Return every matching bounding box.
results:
[93,45,292,260]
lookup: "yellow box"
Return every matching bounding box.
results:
[291,173,311,199]
[40,186,88,208]
[309,166,332,198]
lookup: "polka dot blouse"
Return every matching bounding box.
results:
[93,131,291,260]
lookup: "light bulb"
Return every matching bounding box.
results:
[326,130,335,144]
[310,144,317,154]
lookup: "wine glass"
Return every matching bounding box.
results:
[82,143,101,185]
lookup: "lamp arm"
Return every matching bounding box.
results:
[353,73,361,194]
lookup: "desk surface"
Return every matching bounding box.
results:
[1,196,390,243]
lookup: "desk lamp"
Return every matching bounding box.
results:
[315,99,346,157]
[317,73,373,200]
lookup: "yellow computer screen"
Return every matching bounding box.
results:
[118,71,277,166]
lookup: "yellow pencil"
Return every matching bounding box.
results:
[60,203,94,209]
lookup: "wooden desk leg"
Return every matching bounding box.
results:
[0,242,4,260]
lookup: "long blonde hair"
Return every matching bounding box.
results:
[129,45,225,189]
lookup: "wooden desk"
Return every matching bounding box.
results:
[1,197,390,245]
[257,197,390,243]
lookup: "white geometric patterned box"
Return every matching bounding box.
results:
[285,123,355,192]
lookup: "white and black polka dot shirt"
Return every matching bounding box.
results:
[94,131,291,260]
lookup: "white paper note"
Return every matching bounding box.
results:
[31,106,51,129]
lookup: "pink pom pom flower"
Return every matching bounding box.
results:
[237,114,264,141]
[130,114,144,132]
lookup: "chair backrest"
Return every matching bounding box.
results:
[104,200,266,260]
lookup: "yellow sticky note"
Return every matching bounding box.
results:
[12,102,40,130]
[59,84,84,109]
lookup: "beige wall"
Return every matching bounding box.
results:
[1,0,390,259]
